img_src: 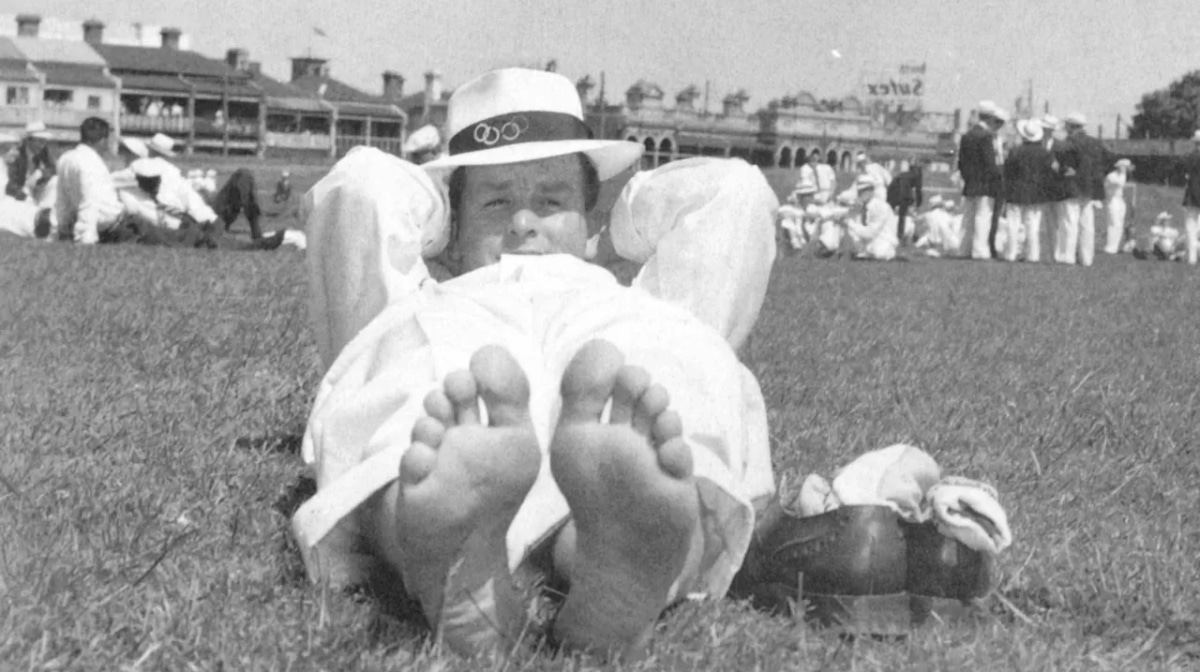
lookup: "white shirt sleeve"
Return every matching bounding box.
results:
[608,157,778,353]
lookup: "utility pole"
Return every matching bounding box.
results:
[703,80,710,118]
[598,71,606,140]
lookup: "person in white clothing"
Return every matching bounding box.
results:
[1103,159,1133,254]
[798,150,838,204]
[855,151,892,189]
[119,158,220,231]
[293,68,777,660]
[843,175,898,260]
[915,195,961,257]
[55,117,126,244]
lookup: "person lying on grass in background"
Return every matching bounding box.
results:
[139,133,274,241]
[293,67,779,661]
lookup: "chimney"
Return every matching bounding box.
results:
[82,19,105,45]
[247,61,261,76]
[160,27,182,50]
[424,70,443,105]
[382,71,404,102]
[226,48,250,72]
[16,14,41,37]
[291,56,329,82]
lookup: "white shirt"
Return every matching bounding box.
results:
[119,160,217,230]
[55,143,124,244]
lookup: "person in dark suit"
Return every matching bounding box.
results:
[1052,113,1115,266]
[958,102,1006,259]
[1181,130,1200,265]
[5,121,55,201]
[887,158,924,242]
[1003,120,1055,262]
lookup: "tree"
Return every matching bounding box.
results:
[1130,70,1200,139]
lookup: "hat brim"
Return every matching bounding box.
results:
[423,139,643,181]
[148,146,176,158]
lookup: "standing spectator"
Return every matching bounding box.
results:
[855,151,892,189]
[1003,119,1055,262]
[55,117,127,244]
[1040,115,1066,260]
[1053,113,1115,267]
[958,102,1006,260]
[5,121,55,202]
[1102,159,1133,254]
[799,150,838,204]
[1182,131,1200,265]
[887,158,923,243]
[274,170,292,204]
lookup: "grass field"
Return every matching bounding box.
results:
[2,172,1199,670]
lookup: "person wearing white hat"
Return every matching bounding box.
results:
[798,149,837,205]
[5,121,56,203]
[113,157,284,250]
[273,170,292,205]
[403,124,443,165]
[914,195,961,256]
[1102,159,1134,254]
[777,179,817,251]
[295,68,777,659]
[1053,112,1116,266]
[842,174,898,260]
[958,102,1006,259]
[1181,130,1200,265]
[854,151,892,190]
[1002,119,1054,262]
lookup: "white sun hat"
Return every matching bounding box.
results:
[130,157,167,178]
[24,121,51,140]
[147,132,176,157]
[1039,114,1061,130]
[120,136,149,158]
[1065,112,1087,127]
[1192,129,1200,142]
[423,68,642,180]
[1017,119,1044,143]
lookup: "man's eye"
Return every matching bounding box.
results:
[485,198,509,208]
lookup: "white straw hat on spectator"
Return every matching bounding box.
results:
[24,121,51,140]
[1065,112,1087,128]
[147,133,176,157]
[120,137,149,158]
[130,157,167,178]
[423,68,642,180]
[1017,119,1044,143]
[403,124,442,154]
[1192,130,1200,142]
[854,174,880,192]
[1039,114,1061,131]
[978,100,998,116]
[1115,158,1133,170]
[928,194,944,208]
[991,107,1010,123]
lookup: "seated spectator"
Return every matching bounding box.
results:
[6,121,55,203]
[843,175,899,260]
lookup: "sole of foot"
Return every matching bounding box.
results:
[392,344,541,653]
[549,339,700,661]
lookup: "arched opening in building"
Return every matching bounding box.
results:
[827,149,838,166]
[778,146,792,168]
[841,151,854,171]
[659,138,673,165]
[643,137,657,169]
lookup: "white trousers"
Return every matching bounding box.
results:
[1103,197,1126,254]
[1006,204,1044,262]
[1186,207,1200,266]
[1055,198,1096,266]
[293,149,778,602]
[960,195,994,259]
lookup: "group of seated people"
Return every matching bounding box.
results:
[1,119,298,251]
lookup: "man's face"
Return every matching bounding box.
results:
[25,137,47,154]
[453,154,590,274]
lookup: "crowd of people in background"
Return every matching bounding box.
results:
[1,119,301,250]
[778,101,1200,266]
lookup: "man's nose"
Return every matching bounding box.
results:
[510,209,542,236]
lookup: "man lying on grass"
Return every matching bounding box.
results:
[292,68,779,660]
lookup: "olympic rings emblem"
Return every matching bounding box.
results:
[472,115,530,146]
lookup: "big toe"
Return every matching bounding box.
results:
[559,340,625,423]
[470,345,531,427]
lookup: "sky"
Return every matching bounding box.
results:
[17,0,1200,135]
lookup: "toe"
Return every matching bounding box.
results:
[560,340,624,424]
[610,366,650,426]
[651,409,682,444]
[657,437,693,480]
[632,384,670,438]
[423,390,455,426]
[443,370,480,425]
[400,442,437,485]
[471,345,531,427]
[412,416,445,448]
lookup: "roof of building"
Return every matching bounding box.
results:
[0,59,39,83]
[91,43,232,77]
[38,61,114,88]
[250,71,329,113]
[8,35,105,65]
[117,72,193,94]
[0,36,25,60]
[290,73,404,119]
[395,90,451,112]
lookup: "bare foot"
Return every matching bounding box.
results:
[550,339,701,660]
[381,345,541,653]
